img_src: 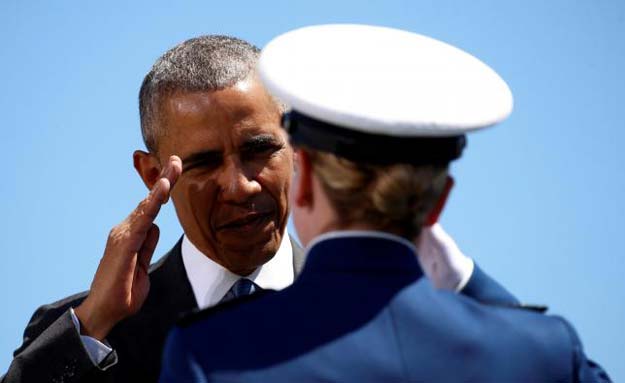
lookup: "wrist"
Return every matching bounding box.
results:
[75,299,116,340]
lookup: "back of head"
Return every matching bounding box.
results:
[307,149,448,239]
[139,35,260,152]
[258,24,513,241]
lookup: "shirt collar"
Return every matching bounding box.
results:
[181,234,294,309]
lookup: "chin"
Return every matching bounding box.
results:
[228,245,278,275]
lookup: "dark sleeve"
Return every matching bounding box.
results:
[555,317,612,383]
[2,298,116,383]
[459,263,520,305]
[159,328,203,383]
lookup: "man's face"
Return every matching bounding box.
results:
[155,77,292,275]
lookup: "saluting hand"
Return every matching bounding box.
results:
[74,156,182,340]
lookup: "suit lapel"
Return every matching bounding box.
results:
[147,237,198,313]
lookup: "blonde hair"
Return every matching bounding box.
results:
[307,149,449,239]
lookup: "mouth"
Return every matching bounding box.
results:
[216,211,274,232]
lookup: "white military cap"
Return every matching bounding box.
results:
[258,24,513,165]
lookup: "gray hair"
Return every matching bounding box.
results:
[139,35,261,153]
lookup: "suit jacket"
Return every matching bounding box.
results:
[2,236,305,383]
[161,234,610,383]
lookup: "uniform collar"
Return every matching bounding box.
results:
[303,230,424,280]
[181,234,294,309]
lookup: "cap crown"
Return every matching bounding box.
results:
[259,24,513,137]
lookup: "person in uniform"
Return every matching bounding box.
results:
[159,24,611,382]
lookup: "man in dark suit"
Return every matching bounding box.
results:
[3,35,519,383]
[160,25,610,382]
[3,35,303,383]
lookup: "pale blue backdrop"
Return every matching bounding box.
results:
[1,0,623,380]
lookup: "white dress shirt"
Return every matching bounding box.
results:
[181,234,295,309]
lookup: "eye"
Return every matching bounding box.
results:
[255,142,281,154]
[183,154,222,173]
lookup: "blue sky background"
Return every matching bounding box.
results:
[1,0,623,379]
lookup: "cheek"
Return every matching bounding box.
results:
[171,177,218,225]
[260,155,293,209]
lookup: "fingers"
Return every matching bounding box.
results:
[110,155,179,257]
[138,177,170,221]
[149,177,171,209]
[127,155,181,231]
[146,155,181,209]
[158,155,182,204]
[120,178,169,256]
[137,223,160,273]
[163,155,182,187]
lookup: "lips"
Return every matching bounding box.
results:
[216,211,274,231]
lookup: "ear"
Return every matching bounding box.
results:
[133,150,162,190]
[424,176,454,226]
[294,150,314,209]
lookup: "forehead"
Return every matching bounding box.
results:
[157,78,283,155]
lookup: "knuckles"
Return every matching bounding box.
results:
[105,195,156,247]
[107,222,134,248]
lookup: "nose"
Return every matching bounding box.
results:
[217,157,262,203]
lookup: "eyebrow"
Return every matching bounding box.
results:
[181,150,222,172]
[240,134,283,152]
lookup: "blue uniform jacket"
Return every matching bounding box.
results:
[160,232,610,382]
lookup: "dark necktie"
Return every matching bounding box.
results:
[220,278,261,303]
